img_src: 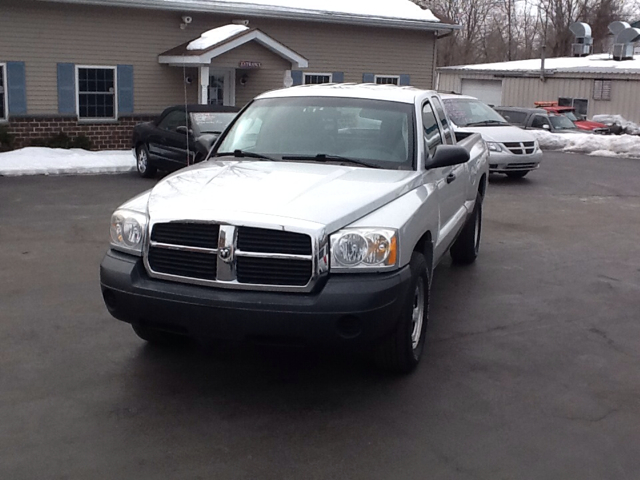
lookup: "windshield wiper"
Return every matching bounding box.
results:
[464,120,509,127]
[281,154,381,169]
[213,150,279,161]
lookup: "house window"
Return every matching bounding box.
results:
[304,73,332,85]
[0,64,6,121]
[593,80,612,101]
[77,66,116,119]
[375,75,399,85]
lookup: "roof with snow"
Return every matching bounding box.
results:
[40,0,455,31]
[439,54,640,75]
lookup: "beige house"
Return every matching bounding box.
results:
[437,54,640,123]
[0,0,456,149]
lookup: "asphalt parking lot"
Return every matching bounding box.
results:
[1,151,640,479]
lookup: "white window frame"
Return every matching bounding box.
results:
[0,63,7,122]
[374,75,400,85]
[303,72,332,85]
[75,65,118,121]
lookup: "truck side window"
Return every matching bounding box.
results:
[531,116,550,129]
[430,97,453,145]
[422,102,442,157]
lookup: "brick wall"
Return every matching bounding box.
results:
[5,115,156,150]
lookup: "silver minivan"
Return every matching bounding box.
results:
[440,94,543,178]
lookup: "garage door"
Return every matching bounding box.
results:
[461,79,503,106]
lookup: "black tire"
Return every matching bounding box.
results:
[374,252,430,374]
[450,193,482,265]
[131,324,185,346]
[136,144,157,178]
[506,171,528,179]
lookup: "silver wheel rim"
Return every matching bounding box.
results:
[411,277,425,349]
[137,148,147,173]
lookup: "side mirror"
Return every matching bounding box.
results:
[542,124,550,130]
[176,126,192,136]
[427,145,470,169]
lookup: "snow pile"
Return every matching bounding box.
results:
[530,130,640,158]
[187,24,249,50]
[209,0,440,22]
[0,147,135,176]
[592,114,640,136]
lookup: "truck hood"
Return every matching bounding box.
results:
[147,160,421,233]
[456,125,536,143]
[575,120,607,131]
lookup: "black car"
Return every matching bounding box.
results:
[133,104,240,177]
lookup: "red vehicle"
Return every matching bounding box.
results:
[534,101,608,133]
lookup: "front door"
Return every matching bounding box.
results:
[208,69,235,106]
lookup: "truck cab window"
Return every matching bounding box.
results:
[430,97,453,145]
[531,116,550,129]
[422,102,443,157]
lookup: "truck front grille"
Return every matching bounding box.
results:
[237,227,312,255]
[503,141,536,155]
[146,222,314,289]
[148,248,217,280]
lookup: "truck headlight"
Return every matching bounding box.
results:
[110,209,148,256]
[330,228,398,271]
[486,142,503,152]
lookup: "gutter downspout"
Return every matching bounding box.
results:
[540,45,546,82]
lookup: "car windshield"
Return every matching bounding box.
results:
[190,112,238,134]
[561,111,578,122]
[442,98,509,127]
[549,115,577,130]
[215,96,415,169]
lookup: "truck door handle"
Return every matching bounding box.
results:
[446,173,456,184]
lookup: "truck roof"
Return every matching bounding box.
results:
[257,83,433,104]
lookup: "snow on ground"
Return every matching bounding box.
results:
[0,147,135,176]
[529,130,640,158]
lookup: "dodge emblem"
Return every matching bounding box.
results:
[218,246,233,263]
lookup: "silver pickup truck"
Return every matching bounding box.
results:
[100,84,489,373]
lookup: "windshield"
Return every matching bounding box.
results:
[215,96,415,169]
[549,115,577,130]
[190,112,238,134]
[561,111,578,122]
[442,98,508,127]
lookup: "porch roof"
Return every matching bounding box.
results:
[158,26,309,68]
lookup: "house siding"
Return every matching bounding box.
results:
[1,0,438,149]
[438,69,640,123]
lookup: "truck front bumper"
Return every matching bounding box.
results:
[100,250,413,347]
[488,149,543,173]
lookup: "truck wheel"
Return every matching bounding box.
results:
[374,252,429,374]
[450,193,482,265]
[136,145,157,178]
[506,171,528,179]
[131,324,185,346]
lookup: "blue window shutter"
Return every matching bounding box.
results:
[291,70,303,86]
[7,62,27,115]
[57,63,76,114]
[117,65,134,115]
[399,74,411,86]
[362,73,375,83]
[332,71,344,83]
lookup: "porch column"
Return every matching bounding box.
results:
[198,65,210,105]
